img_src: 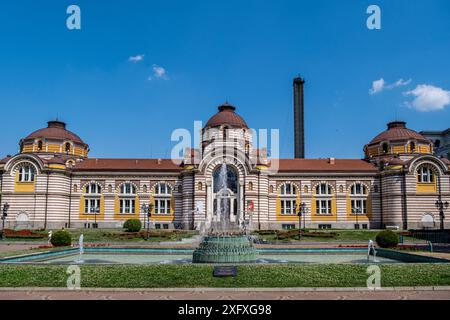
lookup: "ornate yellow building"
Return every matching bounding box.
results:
[0,106,449,231]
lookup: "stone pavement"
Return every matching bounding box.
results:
[0,287,449,300]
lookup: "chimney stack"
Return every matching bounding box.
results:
[293,77,305,158]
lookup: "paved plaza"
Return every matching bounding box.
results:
[0,287,449,300]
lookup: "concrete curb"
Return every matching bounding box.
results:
[0,286,449,292]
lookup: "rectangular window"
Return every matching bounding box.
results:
[119,199,135,214]
[282,224,295,230]
[155,199,171,214]
[351,199,367,214]
[318,224,332,230]
[316,200,332,215]
[84,198,100,214]
[281,200,296,215]
[362,224,368,230]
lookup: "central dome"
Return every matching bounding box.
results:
[204,102,248,129]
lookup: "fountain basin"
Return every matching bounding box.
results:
[192,235,258,264]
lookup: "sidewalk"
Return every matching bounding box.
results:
[0,287,449,300]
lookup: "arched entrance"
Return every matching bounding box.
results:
[212,164,239,227]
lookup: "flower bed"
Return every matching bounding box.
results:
[3,229,47,239]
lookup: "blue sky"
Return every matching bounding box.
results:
[0,0,449,159]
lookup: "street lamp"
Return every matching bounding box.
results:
[298,202,307,240]
[352,205,361,229]
[435,199,449,230]
[142,203,154,240]
[93,206,100,229]
[1,203,10,240]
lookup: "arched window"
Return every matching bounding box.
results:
[18,165,35,182]
[417,166,435,183]
[198,182,203,191]
[65,142,71,154]
[315,183,332,215]
[350,183,368,196]
[410,142,416,153]
[382,142,389,154]
[304,185,309,194]
[154,183,172,195]
[269,185,274,193]
[86,183,101,194]
[84,183,101,214]
[143,185,148,193]
[154,183,172,215]
[315,183,332,195]
[119,183,136,214]
[248,182,253,191]
[37,140,43,151]
[280,183,297,195]
[120,183,136,195]
[213,165,238,193]
[350,183,368,214]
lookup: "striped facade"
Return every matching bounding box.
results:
[1,112,450,231]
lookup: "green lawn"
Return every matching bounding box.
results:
[0,264,449,288]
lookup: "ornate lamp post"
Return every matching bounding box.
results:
[0,203,10,240]
[298,202,307,240]
[93,206,100,229]
[435,199,449,230]
[142,203,154,240]
[352,205,361,229]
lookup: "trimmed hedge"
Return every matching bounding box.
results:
[123,219,142,232]
[376,230,399,248]
[50,230,72,247]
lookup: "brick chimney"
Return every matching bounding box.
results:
[294,77,305,158]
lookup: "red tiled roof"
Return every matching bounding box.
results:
[73,158,183,172]
[368,121,430,146]
[205,102,248,129]
[23,121,87,147]
[274,159,378,173]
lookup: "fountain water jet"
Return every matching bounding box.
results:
[193,163,258,263]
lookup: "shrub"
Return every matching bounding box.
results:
[376,230,399,248]
[50,230,72,247]
[123,219,142,232]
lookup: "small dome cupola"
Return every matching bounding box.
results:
[387,121,407,129]
[19,119,89,159]
[204,102,248,129]
[364,120,433,159]
[47,120,67,129]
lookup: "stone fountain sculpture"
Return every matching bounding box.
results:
[193,163,258,263]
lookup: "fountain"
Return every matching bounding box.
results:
[76,234,84,263]
[367,240,379,263]
[193,163,258,264]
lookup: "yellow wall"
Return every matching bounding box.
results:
[346,193,371,221]
[149,193,175,222]
[14,172,35,193]
[79,195,105,220]
[275,185,301,221]
[311,193,337,221]
[392,145,405,154]
[417,182,437,193]
[114,195,140,220]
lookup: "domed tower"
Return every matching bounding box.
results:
[201,102,254,159]
[364,121,433,165]
[19,120,89,161]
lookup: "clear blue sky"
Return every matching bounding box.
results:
[0,0,449,159]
